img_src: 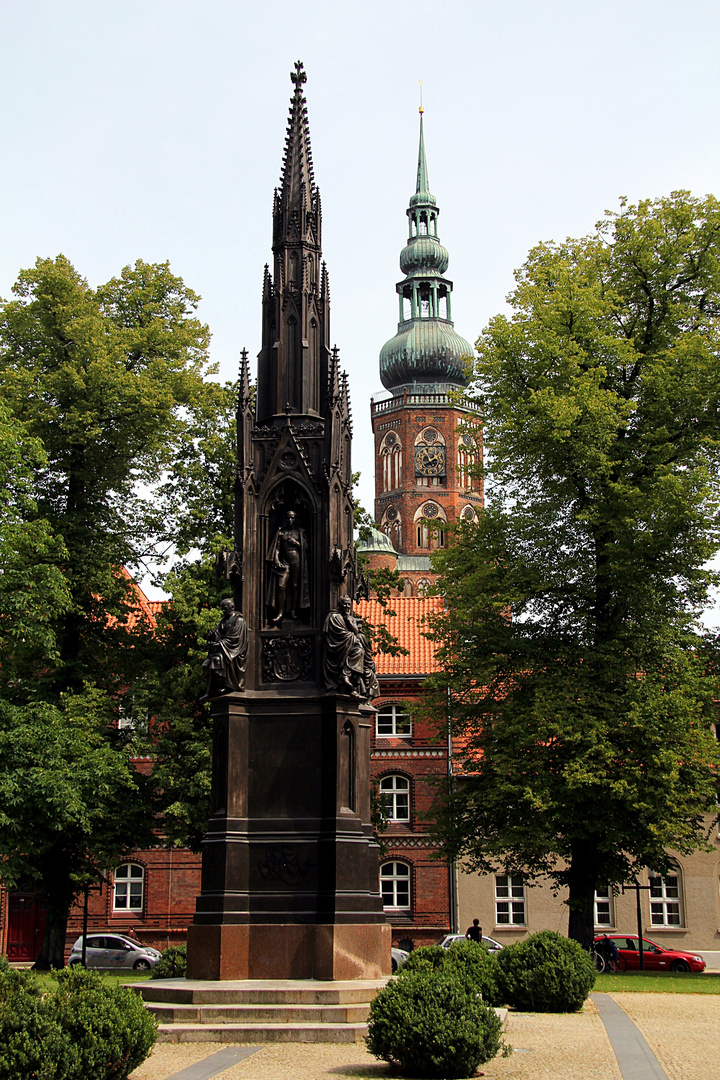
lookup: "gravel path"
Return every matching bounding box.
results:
[129,993,720,1079]
[608,993,720,1080]
[130,997,623,1080]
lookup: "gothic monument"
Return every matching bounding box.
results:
[186,63,390,980]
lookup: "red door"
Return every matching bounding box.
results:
[6,893,47,961]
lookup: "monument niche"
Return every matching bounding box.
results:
[186,63,389,981]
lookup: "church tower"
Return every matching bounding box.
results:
[369,109,482,593]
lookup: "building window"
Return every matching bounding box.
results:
[380,861,411,910]
[379,775,410,821]
[113,863,144,911]
[376,704,411,738]
[495,874,526,925]
[649,875,682,926]
[381,434,403,492]
[594,885,613,927]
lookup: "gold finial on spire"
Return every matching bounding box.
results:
[419,80,424,115]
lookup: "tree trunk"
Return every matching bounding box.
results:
[32,846,77,970]
[566,838,598,950]
[33,912,70,970]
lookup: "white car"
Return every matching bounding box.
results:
[438,933,503,953]
[391,947,409,973]
[68,933,161,971]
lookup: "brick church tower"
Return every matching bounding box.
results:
[368,109,482,593]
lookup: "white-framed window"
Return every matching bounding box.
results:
[378,775,410,822]
[376,704,411,738]
[649,874,682,926]
[113,863,145,911]
[116,680,149,733]
[380,861,411,910]
[495,874,526,925]
[594,885,614,927]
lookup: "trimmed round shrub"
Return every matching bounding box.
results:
[367,969,503,1079]
[0,964,157,1080]
[53,966,158,1078]
[151,943,187,979]
[399,940,500,1005]
[494,930,595,1012]
[0,965,67,1080]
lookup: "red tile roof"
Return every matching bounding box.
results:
[110,569,160,631]
[356,597,443,677]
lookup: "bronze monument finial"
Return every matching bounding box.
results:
[291,60,307,88]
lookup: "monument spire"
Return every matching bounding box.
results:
[280,60,315,212]
[257,61,329,423]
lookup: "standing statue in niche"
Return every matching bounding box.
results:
[201,598,249,699]
[266,510,310,625]
[323,595,378,703]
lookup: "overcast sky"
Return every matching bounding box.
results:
[2,0,719,607]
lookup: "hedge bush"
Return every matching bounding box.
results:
[399,940,500,1005]
[366,968,503,1079]
[0,963,157,1080]
[494,930,595,1012]
[151,943,187,979]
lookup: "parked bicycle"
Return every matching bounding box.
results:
[590,938,627,973]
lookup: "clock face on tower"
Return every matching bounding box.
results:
[415,444,446,477]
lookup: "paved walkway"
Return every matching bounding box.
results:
[129,992,720,1080]
[593,993,668,1079]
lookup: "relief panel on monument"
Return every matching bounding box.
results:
[262,636,314,682]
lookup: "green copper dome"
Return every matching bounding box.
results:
[380,320,472,388]
[399,235,449,276]
[379,114,473,392]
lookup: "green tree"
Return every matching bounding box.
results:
[0,402,70,689]
[0,691,154,969]
[141,382,238,849]
[0,255,215,965]
[427,192,720,948]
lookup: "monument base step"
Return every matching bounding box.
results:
[157,1021,369,1044]
[132,978,388,1044]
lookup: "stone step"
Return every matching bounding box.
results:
[148,1001,371,1024]
[136,977,387,1007]
[157,1022,369,1044]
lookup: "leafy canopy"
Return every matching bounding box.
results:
[427,192,720,938]
[0,254,218,965]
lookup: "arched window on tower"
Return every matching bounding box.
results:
[438,284,448,320]
[380,432,402,492]
[381,506,402,550]
[414,501,447,550]
[419,211,428,236]
[410,216,417,237]
[457,431,480,491]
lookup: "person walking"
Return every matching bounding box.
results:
[465,919,482,942]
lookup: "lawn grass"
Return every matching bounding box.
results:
[31,970,154,991]
[595,970,720,994]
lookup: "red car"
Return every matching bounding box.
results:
[594,934,705,973]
